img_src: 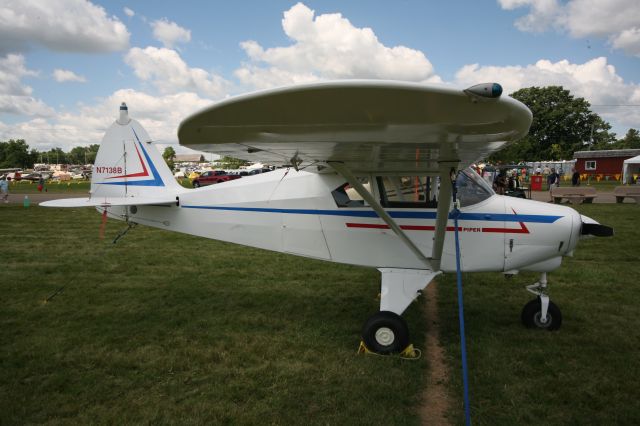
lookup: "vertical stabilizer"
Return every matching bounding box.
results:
[90,103,182,200]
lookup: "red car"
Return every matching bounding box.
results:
[192,170,241,188]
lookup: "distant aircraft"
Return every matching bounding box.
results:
[42,81,612,355]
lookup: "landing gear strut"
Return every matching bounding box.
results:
[521,272,562,330]
[360,268,440,355]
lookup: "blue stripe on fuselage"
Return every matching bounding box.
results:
[180,205,563,224]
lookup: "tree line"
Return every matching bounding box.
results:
[0,140,100,169]
[489,86,639,163]
[2,86,639,169]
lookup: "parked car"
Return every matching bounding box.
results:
[192,170,241,188]
[247,168,273,175]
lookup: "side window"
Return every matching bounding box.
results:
[377,176,438,208]
[331,179,369,207]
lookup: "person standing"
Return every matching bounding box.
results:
[571,167,580,187]
[547,168,559,200]
[1,176,10,203]
[493,170,507,195]
[547,168,555,190]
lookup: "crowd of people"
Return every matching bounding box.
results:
[482,163,584,201]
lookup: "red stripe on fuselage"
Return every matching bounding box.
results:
[345,221,529,234]
[482,221,529,234]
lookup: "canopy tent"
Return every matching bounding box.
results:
[622,155,640,184]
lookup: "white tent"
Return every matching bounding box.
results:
[622,155,640,184]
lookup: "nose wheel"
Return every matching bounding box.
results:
[522,272,563,331]
[521,297,562,330]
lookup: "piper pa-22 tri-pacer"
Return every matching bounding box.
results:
[42,81,613,355]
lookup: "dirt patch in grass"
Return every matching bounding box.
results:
[419,281,452,425]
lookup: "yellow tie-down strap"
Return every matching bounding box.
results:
[357,341,422,360]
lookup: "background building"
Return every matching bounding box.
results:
[574,149,640,180]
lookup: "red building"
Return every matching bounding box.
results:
[574,149,640,179]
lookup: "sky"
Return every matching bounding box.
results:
[1,0,640,156]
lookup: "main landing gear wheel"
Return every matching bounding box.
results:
[521,297,562,331]
[361,311,410,355]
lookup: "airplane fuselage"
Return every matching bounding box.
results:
[106,168,582,274]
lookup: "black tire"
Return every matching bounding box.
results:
[521,297,562,331]
[193,181,200,188]
[361,311,410,354]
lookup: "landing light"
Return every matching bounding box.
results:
[464,83,503,99]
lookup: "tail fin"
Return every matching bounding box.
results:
[90,103,182,199]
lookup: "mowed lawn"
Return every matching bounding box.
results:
[438,203,640,424]
[1,203,639,424]
[0,206,427,424]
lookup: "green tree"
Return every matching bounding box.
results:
[162,147,176,170]
[489,86,615,162]
[217,156,250,169]
[85,144,100,164]
[0,139,37,168]
[589,117,617,150]
[68,146,95,165]
[617,128,640,149]
[43,148,68,165]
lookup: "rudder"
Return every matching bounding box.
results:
[90,103,182,199]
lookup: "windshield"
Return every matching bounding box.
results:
[456,168,494,207]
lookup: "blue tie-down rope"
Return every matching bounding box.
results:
[451,173,472,426]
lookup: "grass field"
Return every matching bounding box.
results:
[438,203,640,424]
[0,206,427,424]
[7,180,91,194]
[6,179,191,194]
[1,203,638,424]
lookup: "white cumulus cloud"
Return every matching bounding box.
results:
[151,18,191,48]
[53,69,86,83]
[454,56,640,135]
[235,2,439,90]
[498,0,640,56]
[0,89,213,152]
[123,7,135,18]
[124,46,229,98]
[0,53,54,117]
[0,0,130,54]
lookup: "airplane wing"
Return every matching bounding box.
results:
[40,196,178,208]
[178,80,532,174]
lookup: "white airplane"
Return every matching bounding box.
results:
[42,81,612,355]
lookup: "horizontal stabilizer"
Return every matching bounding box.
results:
[40,196,178,208]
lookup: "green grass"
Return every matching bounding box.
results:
[9,178,195,192]
[2,204,638,424]
[0,206,427,424]
[438,204,640,424]
[8,180,90,193]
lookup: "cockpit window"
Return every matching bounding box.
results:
[456,168,494,207]
[377,176,439,208]
[331,180,368,207]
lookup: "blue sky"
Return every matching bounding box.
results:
[1,0,639,153]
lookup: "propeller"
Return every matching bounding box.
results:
[580,214,614,237]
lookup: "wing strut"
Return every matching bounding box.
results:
[431,163,457,271]
[328,161,433,270]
